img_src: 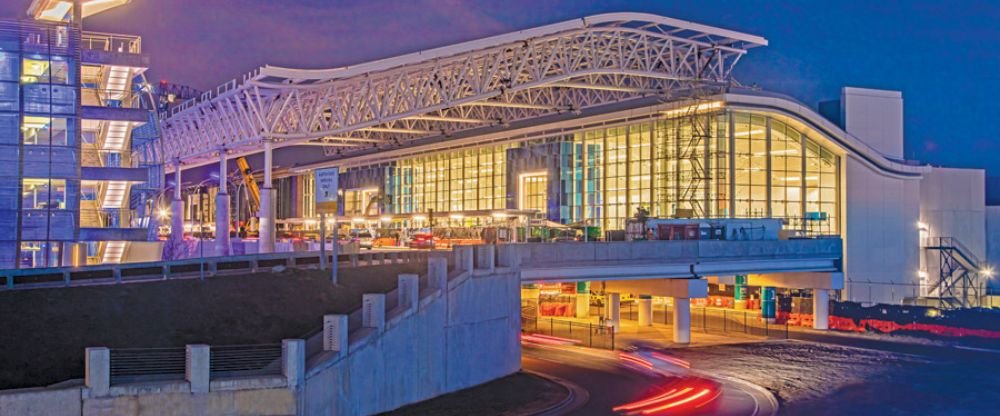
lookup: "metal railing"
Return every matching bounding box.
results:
[109,347,186,384]
[210,344,283,378]
[1,249,430,290]
[82,31,142,54]
[521,315,617,350]
[82,87,140,109]
[616,301,789,339]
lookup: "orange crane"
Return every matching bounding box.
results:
[236,157,260,213]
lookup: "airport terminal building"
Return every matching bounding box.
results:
[4,11,989,308]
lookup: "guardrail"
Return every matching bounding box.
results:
[82,31,142,54]
[109,347,186,384]
[1,249,430,291]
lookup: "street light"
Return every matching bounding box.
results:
[193,177,218,280]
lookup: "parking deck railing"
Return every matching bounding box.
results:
[1,249,430,291]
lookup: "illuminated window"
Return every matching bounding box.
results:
[21,58,71,84]
[519,173,547,214]
[22,178,67,209]
[22,116,71,146]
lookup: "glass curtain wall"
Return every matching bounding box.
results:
[380,109,840,235]
[0,21,80,268]
[390,144,508,214]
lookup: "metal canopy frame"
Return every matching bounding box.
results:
[160,12,766,169]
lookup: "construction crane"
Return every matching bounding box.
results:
[236,157,261,213]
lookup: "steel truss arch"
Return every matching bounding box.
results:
[160,12,766,166]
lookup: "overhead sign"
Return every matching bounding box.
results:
[315,167,339,214]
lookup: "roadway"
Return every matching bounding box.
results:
[522,342,777,415]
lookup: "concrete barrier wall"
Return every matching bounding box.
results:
[0,245,520,416]
[301,255,521,415]
[514,239,843,266]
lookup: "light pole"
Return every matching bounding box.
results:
[193,177,216,280]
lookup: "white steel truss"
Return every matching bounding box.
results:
[160,12,766,168]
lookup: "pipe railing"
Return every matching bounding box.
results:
[1,249,431,290]
[82,31,142,54]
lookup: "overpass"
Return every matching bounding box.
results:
[495,239,843,343]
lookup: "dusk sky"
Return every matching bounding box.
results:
[2,0,998,175]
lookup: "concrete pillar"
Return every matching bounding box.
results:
[672,297,691,344]
[85,347,110,397]
[428,256,448,291]
[474,245,495,272]
[734,274,748,310]
[638,295,653,327]
[521,284,541,318]
[362,293,386,333]
[323,314,349,357]
[398,273,419,312]
[607,292,621,333]
[170,160,184,250]
[214,193,230,256]
[761,286,776,323]
[813,288,830,330]
[575,281,590,318]
[258,140,275,253]
[281,339,305,389]
[185,344,210,394]
[214,150,230,256]
[457,245,474,273]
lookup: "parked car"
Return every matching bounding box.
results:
[351,229,374,250]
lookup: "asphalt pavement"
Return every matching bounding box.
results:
[522,342,777,415]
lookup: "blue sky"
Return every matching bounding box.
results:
[3,0,998,175]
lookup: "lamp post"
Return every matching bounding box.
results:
[193,177,217,280]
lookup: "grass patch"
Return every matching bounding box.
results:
[384,372,566,416]
[0,263,424,390]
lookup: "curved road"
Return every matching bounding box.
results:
[523,343,777,415]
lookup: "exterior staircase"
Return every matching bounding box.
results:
[102,120,130,153]
[924,236,984,308]
[101,181,129,210]
[80,199,102,227]
[105,66,131,103]
[101,241,127,264]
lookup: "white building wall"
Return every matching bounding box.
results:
[986,206,1000,291]
[919,167,986,257]
[842,87,904,159]
[844,156,922,304]
[918,167,987,300]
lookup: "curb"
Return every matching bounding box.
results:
[522,370,590,416]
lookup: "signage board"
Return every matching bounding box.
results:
[315,167,339,214]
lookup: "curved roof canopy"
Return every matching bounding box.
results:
[160,12,767,167]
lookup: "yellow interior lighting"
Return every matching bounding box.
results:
[28,0,131,22]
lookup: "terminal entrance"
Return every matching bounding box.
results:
[521,273,837,349]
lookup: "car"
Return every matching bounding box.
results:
[352,230,375,250]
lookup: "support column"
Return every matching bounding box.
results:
[813,288,829,330]
[575,281,590,318]
[215,150,230,256]
[170,160,184,252]
[638,295,653,326]
[672,297,691,344]
[607,292,620,333]
[734,274,748,310]
[258,140,275,253]
[761,286,776,323]
[521,284,541,318]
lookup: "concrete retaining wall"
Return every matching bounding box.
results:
[301,247,522,415]
[0,245,521,416]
